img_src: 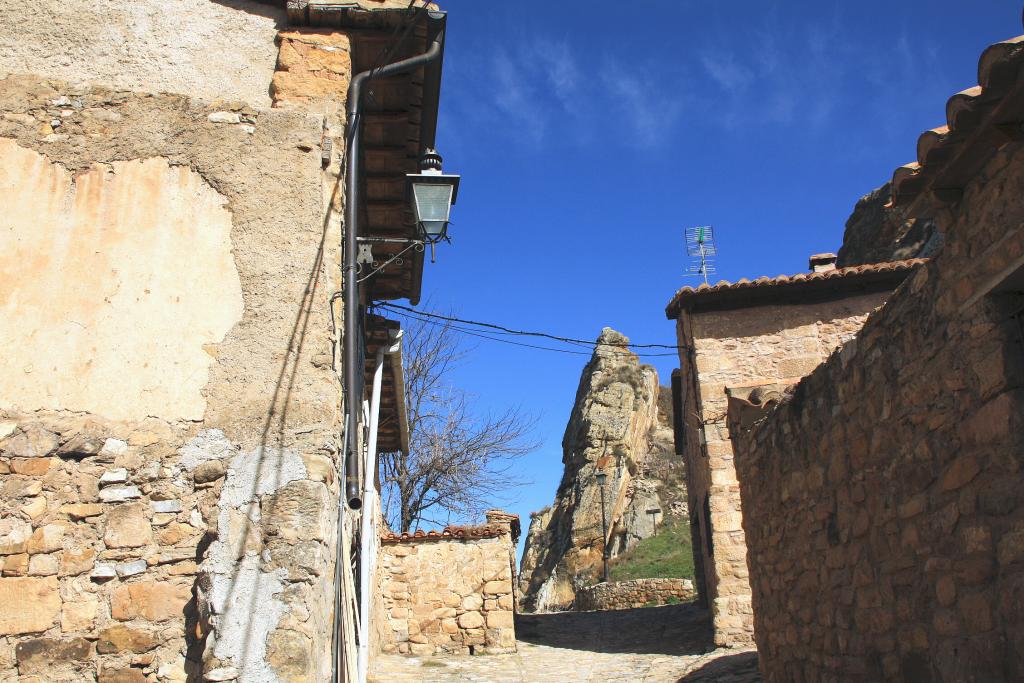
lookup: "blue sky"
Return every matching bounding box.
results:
[406,0,1018,556]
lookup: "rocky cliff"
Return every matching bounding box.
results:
[517,328,684,613]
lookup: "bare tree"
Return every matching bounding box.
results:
[379,311,537,532]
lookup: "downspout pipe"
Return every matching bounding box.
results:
[343,13,446,509]
[358,330,402,683]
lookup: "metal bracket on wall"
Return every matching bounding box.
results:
[355,237,424,282]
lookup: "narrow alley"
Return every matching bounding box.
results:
[370,604,761,682]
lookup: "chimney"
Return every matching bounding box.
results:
[809,253,837,273]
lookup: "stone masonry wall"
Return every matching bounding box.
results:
[0,66,342,681]
[574,578,695,612]
[675,292,889,647]
[379,531,517,656]
[731,141,1024,681]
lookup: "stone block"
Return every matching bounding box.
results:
[457,611,483,629]
[485,610,514,629]
[59,547,96,576]
[10,458,53,476]
[111,581,190,622]
[20,496,47,520]
[27,523,67,554]
[261,480,331,541]
[939,456,980,492]
[28,553,58,576]
[98,668,147,683]
[2,428,57,458]
[59,503,104,520]
[3,553,28,576]
[267,629,312,680]
[99,486,142,502]
[104,502,152,548]
[116,559,147,578]
[192,460,226,484]
[482,580,507,595]
[99,468,129,486]
[61,598,99,632]
[0,518,32,555]
[97,625,160,654]
[15,637,93,673]
[158,522,200,547]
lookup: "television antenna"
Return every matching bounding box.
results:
[684,225,717,285]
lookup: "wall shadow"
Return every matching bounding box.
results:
[515,603,712,656]
[209,0,288,26]
[675,650,762,682]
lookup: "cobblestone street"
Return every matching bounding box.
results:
[370,604,762,683]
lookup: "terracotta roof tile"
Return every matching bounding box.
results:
[665,259,926,318]
[890,34,1024,207]
[380,524,510,544]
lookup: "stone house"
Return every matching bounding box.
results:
[727,31,1024,681]
[663,256,922,646]
[0,1,456,681]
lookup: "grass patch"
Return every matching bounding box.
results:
[420,660,447,668]
[608,517,695,582]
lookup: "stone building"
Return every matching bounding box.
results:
[663,256,922,646]
[727,31,1024,681]
[0,1,455,681]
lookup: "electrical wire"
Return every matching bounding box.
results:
[374,301,689,352]
[376,304,682,358]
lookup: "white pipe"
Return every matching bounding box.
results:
[358,331,402,683]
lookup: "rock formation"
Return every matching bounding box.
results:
[517,328,684,612]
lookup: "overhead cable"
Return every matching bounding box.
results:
[373,302,686,356]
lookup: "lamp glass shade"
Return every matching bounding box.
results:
[407,172,460,244]
[595,471,607,486]
[411,182,453,240]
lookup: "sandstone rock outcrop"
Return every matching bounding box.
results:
[518,328,684,612]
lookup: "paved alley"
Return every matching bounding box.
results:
[369,604,762,683]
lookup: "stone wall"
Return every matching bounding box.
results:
[0,32,343,680]
[378,525,518,656]
[674,292,890,647]
[731,141,1024,680]
[574,578,695,612]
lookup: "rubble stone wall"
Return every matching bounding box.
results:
[379,534,517,656]
[0,71,341,682]
[675,292,889,647]
[574,578,695,612]
[732,141,1024,681]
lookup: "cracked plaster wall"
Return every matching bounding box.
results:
[0,0,285,108]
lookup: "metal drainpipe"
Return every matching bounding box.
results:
[335,15,446,683]
[344,15,446,510]
[358,330,401,683]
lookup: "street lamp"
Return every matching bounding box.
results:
[595,468,610,584]
[407,148,460,263]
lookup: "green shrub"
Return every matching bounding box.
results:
[608,517,695,582]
